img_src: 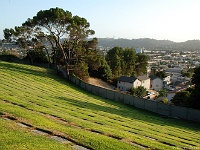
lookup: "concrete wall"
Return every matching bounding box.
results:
[57,66,200,123]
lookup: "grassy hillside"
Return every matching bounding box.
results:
[0,61,200,150]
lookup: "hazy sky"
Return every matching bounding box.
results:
[1,0,200,42]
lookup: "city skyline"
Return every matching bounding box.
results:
[1,0,200,42]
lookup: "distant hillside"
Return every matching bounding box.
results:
[97,38,200,51]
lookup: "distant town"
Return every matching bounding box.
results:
[97,42,199,101]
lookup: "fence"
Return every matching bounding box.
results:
[58,66,200,123]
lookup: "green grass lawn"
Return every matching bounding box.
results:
[0,61,200,150]
[0,118,72,150]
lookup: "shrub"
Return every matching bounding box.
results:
[162,98,168,104]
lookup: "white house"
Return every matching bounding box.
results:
[163,75,171,85]
[149,75,163,91]
[117,76,141,91]
[137,75,150,90]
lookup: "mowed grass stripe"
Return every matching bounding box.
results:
[0,94,199,148]
[1,98,199,149]
[0,118,73,150]
[0,61,200,149]
[0,99,173,149]
[0,101,139,150]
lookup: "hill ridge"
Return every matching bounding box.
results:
[97,38,200,51]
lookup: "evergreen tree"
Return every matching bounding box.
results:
[135,53,148,76]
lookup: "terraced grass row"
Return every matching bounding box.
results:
[0,61,200,150]
[0,118,72,150]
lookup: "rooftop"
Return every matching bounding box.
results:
[138,75,150,81]
[118,76,137,83]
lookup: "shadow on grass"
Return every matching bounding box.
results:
[0,61,66,84]
[57,96,200,133]
[1,61,200,132]
[0,62,50,75]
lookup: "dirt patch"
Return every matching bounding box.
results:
[87,78,115,90]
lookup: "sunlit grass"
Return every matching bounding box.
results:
[0,61,200,150]
[0,118,72,150]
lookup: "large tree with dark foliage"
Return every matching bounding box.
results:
[190,66,200,109]
[7,7,111,81]
[171,90,192,107]
[135,53,148,76]
[106,47,148,79]
[23,7,95,75]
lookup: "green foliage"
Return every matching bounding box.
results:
[25,48,48,64]
[151,67,157,75]
[190,86,200,109]
[162,98,169,104]
[135,53,148,76]
[106,47,138,78]
[3,28,13,42]
[123,48,136,76]
[130,86,146,98]
[171,91,192,107]
[156,71,167,79]
[8,7,96,79]
[98,64,113,81]
[158,89,167,98]
[73,61,89,81]
[181,69,194,78]
[190,66,200,109]
[86,49,112,81]
[0,50,20,62]
[192,66,200,85]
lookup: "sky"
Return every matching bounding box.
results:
[1,0,200,42]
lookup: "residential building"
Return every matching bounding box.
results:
[149,75,163,91]
[137,75,150,90]
[117,76,141,91]
[166,68,182,82]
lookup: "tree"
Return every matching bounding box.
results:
[181,68,194,78]
[98,64,112,81]
[73,61,89,81]
[106,47,137,78]
[190,66,200,109]
[3,28,13,42]
[87,50,112,80]
[130,86,146,98]
[21,7,95,72]
[123,48,136,76]
[8,7,97,80]
[135,53,148,76]
[106,47,123,78]
[156,71,167,79]
[158,89,167,97]
[171,91,192,107]
[11,26,37,64]
[150,67,157,75]
[25,47,48,63]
